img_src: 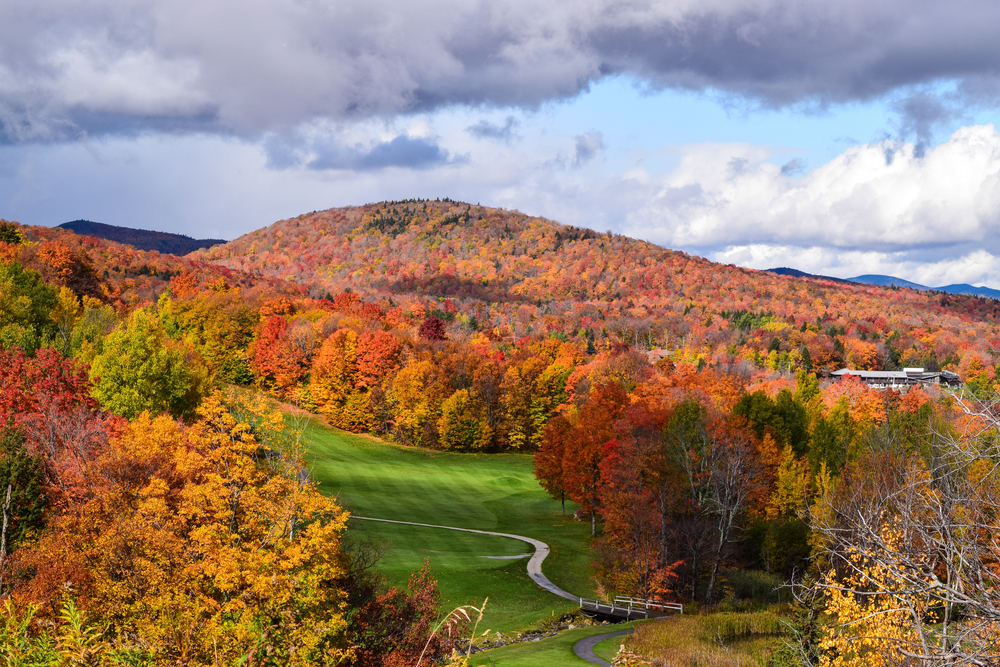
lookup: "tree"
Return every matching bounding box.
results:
[805,395,1000,666]
[90,308,211,420]
[251,315,307,396]
[356,330,402,389]
[732,389,809,456]
[0,261,58,353]
[418,316,447,341]
[0,347,118,507]
[347,561,448,667]
[11,395,354,664]
[500,356,547,450]
[438,389,491,450]
[69,296,117,360]
[0,222,23,245]
[310,328,370,430]
[0,427,45,587]
[48,287,81,355]
[534,416,572,515]
[666,399,767,604]
[562,383,629,536]
[389,360,441,447]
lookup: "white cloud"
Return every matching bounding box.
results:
[624,125,1000,255]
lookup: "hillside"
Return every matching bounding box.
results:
[0,219,300,310]
[197,199,1000,376]
[58,220,226,255]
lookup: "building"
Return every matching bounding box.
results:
[831,367,961,390]
[646,347,672,364]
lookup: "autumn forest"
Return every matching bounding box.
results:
[2,200,1000,665]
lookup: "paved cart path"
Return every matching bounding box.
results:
[573,629,633,667]
[351,516,579,601]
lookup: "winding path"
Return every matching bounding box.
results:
[573,629,634,667]
[351,516,578,601]
[351,515,629,665]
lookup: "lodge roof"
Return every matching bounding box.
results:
[831,368,961,385]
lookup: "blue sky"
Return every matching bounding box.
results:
[4,0,1000,287]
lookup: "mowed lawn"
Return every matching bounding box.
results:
[467,623,640,667]
[302,420,597,632]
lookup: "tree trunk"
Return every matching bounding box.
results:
[0,484,11,590]
[561,495,566,517]
[704,533,726,605]
[705,559,721,606]
[591,510,596,537]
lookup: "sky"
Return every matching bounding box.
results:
[3,1,1000,287]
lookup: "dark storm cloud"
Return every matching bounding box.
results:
[5,0,1000,142]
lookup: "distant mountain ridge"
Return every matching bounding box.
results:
[766,267,852,284]
[767,268,1000,300]
[58,220,226,256]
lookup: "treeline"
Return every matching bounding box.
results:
[198,200,1000,385]
[533,361,1000,665]
[532,365,946,607]
[7,210,1000,404]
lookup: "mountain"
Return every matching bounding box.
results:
[934,283,1000,299]
[847,274,929,290]
[769,268,1000,301]
[766,267,851,284]
[10,199,1000,382]
[58,220,226,255]
[195,200,1000,333]
[846,275,1000,299]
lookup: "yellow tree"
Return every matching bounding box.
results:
[389,359,442,446]
[819,526,930,667]
[438,389,491,450]
[809,426,1000,666]
[12,393,353,665]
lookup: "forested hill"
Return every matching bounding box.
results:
[196,199,1000,376]
[59,220,226,255]
[0,219,300,309]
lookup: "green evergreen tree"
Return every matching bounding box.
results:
[0,426,46,573]
[0,222,22,245]
[800,345,813,371]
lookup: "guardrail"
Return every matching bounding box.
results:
[579,596,683,619]
[614,596,683,614]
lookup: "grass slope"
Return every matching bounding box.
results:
[468,622,639,667]
[302,421,596,632]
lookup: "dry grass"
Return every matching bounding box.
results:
[624,610,785,667]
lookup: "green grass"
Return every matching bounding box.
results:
[593,634,627,662]
[468,622,639,667]
[301,421,596,632]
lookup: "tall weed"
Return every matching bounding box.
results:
[623,610,786,667]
